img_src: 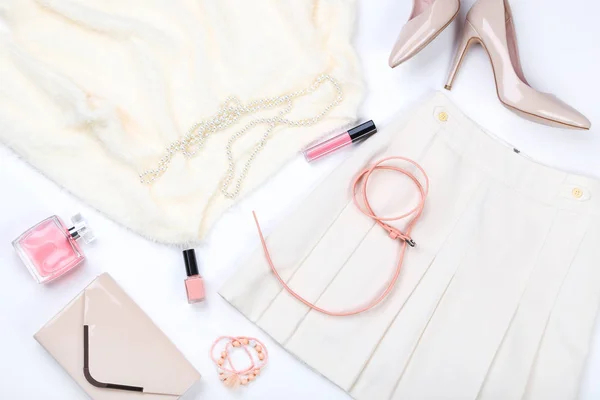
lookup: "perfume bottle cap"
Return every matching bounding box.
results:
[68,213,95,244]
[183,249,199,277]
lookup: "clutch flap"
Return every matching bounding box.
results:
[83,273,200,396]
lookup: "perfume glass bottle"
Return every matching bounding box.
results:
[12,214,95,283]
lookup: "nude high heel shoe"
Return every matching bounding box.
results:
[444,0,591,130]
[389,0,460,68]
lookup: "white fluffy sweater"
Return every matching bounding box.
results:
[0,0,363,244]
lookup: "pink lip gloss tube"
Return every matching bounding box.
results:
[303,120,377,162]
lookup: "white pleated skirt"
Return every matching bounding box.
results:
[220,92,600,400]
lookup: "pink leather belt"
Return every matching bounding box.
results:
[253,156,429,316]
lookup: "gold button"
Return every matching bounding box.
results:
[438,111,448,122]
[572,187,583,199]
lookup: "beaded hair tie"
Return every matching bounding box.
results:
[210,336,268,388]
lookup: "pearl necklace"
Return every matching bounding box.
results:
[139,74,344,199]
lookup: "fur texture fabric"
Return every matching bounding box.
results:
[0,0,364,244]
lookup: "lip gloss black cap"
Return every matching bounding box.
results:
[183,249,199,277]
[348,120,377,142]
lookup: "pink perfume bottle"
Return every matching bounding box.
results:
[12,214,95,283]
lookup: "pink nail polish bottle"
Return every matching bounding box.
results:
[183,249,205,304]
[12,214,95,284]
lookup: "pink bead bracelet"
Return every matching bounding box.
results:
[210,336,268,388]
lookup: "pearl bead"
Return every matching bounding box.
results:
[221,351,227,358]
[241,338,249,345]
[258,353,265,361]
[217,358,224,366]
[241,378,248,385]
[248,374,255,381]
[232,341,241,347]
[255,345,262,352]
[253,369,260,376]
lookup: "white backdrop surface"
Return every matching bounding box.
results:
[1,0,600,399]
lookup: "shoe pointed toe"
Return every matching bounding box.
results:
[389,0,459,68]
[541,94,591,130]
[578,116,592,130]
[560,108,591,130]
[389,37,414,68]
[561,110,591,130]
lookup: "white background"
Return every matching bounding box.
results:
[1,0,600,398]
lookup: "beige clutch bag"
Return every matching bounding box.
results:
[34,273,201,399]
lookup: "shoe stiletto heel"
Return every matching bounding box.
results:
[444,0,590,130]
[444,23,479,90]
